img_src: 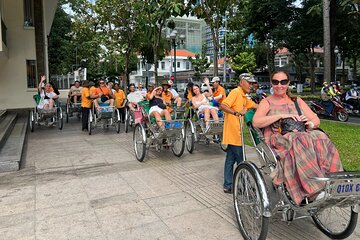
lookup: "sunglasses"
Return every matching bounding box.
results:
[271,79,289,85]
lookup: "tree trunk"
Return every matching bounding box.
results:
[309,49,316,94]
[323,0,331,83]
[210,26,218,76]
[330,0,337,82]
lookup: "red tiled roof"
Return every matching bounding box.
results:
[218,57,225,64]
[276,47,324,54]
[169,49,196,57]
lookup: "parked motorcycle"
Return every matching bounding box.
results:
[309,96,349,122]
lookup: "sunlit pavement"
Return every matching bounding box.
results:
[0,119,359,239]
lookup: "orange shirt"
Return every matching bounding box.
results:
[146,91,152,101]
[162,91,173,105]
[81,87,92,108]
[90,86,96,96]
[222,87,256,146]
[114,89,126,108]
[213,85,226,103]
[186,90,193,101]
[94,87,111,96]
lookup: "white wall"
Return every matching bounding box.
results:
[0,0,37,109]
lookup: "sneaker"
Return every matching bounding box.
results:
[223,188,232,194]
[315,191,325,201]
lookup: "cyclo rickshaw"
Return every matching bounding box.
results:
[133,101,186,162]
[29,94,63,132]
[184,100,227,153]
[87,102,121,135]
[65,97,81,123]
[233,109,360,240]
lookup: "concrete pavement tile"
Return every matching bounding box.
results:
[0,186,35,216]
[163,208,240,240]
[36,211,103,240]
[80,173,134,200]
[94,199,150,216]
[36,179,88,209]
[106,221,176,240]
[36,201,91,221]
[0,211,34,229]
[120,169,181,199]
[96,209,160,235]
[35,157,73,170]
[90,192,139,209]
[0,221,34,240]
[144,192,206,220]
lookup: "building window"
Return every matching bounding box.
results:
[161,62,165,70]
[27,60,37,88]
[280,57,288,67]
[186,61,190,70]
[274,58,280,67]
[24,0,34,27]
[177,62,180,68]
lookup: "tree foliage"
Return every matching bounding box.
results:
[230,52,256,77]
[188,54,210,81]
[187,0,236,76]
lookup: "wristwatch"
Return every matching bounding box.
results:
[233,111,239,116]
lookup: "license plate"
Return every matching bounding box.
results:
[331,180,360,196]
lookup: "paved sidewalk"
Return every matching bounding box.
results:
[0,120,359,239]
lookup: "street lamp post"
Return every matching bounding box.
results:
[166,30,185,82]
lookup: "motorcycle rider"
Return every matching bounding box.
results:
[321,82,335,116]
[345,84,360,113]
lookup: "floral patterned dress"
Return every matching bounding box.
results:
[263,100,343,205]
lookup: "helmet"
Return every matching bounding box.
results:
[352,83,358,88]
[323,82,328,86]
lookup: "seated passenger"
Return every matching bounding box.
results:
[37,75,59,110]
[167,80,182,107]
[148,86,171,129]
[191,77,219,131]
[113,83,126,122]
[68,80,82,104]
[211,76,226,104]
[136,83,147,98]
[145,83,155,101]
[160,80,180,111]
[127,83,144,111]
[93,80,114,110]
[252,70,343,205]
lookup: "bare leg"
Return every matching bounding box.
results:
[48,99,55,109]
[174,97,182,107]
[203,108,210,127]
[210,108,219,123]
[73,95,77,104]
[163,109,172,121]
[128,103,136,111]
[109,99,114,107]
[151,111,163,128]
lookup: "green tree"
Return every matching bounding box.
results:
[142,0,186,83]
[48,2,72,74]
[188,53,210,81]
[187,0,235,76]
[229,52,256,77]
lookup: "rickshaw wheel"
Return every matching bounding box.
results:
[312,205,358,239]
[172,130,185,157]
[29,111,35,132]
[185,122,194,153]
[125,109,129,133]
[133,123,146,162]
[115,109,121,133]
[233,163,269,240]
[57,108,63,130]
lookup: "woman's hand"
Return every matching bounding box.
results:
[203,77,210,85]
[280,114,302,121]
[40,75,46,82]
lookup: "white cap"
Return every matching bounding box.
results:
[239,73,256,83]
[211,76,220,83]
[168,80,174,85]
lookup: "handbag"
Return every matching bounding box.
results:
[280,98,306,135]
[99,88,109,102]
[100,94,108,103]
